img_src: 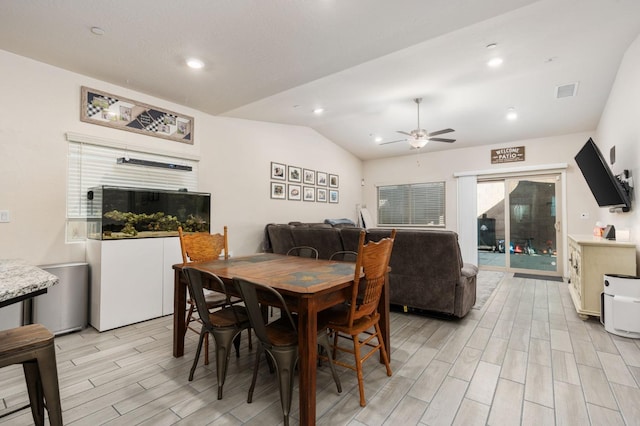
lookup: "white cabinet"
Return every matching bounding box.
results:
[87,237,183,331]
[568,235,636,319]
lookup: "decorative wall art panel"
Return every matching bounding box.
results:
[81,86,194,144]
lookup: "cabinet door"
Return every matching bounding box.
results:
[163,237,183,315]
[100,239,164,330]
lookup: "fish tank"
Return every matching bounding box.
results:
[87,186,210,240]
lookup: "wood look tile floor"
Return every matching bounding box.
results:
[2,274,640,425]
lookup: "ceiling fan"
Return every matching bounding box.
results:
[380,98,455,149]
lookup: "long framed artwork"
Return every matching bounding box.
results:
[80,86,194,144]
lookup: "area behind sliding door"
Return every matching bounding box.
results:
[477,174,562,275]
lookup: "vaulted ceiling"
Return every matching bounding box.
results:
[1,0,639,160]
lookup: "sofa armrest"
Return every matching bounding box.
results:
[461,263,479,279]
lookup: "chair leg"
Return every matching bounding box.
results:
[204,333,209,365]
[233,333,241,358]
[318,332,342,393]
[270,349,298,426]
[212,329,241,400]
[23,360,45,426]
[248,345,263,403]
[189,330,206,381]
[352,334,367,407]
[36,345,63,426]
[374,323,392,377]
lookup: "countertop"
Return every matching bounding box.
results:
[0,259,59,304]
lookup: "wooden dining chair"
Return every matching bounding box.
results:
[234,277,341,426]
[320,229,396,407]
[178,226,250,366]
[182,267,252,399]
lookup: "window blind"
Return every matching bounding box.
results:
[377,182,445,227]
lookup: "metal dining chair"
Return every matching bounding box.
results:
[182,267,252,399]
[234,277,341,426]
[285,246,319,259]
[329,250,358,262]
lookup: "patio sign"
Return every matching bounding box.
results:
[80,86,194,144]
[491,146,525,164]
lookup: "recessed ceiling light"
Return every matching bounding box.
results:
[487,57,503,68]
[186,58,205,69]
[313,107,325,114]
[374,136,383,143]
[91,26,105,36]
[506,107,518,120]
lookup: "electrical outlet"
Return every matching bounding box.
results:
[0,210,10,223]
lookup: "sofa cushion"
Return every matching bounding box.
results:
[339,227,365,253]
[265,224,296,254]
[291,227,344,260]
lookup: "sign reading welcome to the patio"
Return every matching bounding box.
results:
[491,146,525,164]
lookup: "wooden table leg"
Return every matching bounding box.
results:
[173,268,186,358]
[297,297,317,425]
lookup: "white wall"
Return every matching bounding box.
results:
[596,33,640,271]
[0,50,362,263]
[362,132,598,236]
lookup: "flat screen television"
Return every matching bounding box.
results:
[574,138,631,212]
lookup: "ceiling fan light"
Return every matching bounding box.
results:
[410,139,428,149]
[487,57,503,68]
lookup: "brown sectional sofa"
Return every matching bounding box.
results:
[264,222,478,318]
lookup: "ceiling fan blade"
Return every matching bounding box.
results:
[396,130,413,136]
[427,128,455,137]
[379,139,406,145]
[429,137,456,143]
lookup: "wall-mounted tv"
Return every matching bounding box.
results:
[574,138,631,212]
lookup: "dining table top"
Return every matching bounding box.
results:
[0,259,59,306]
[177,252,359,294]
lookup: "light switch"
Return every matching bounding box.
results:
[0,210,10,223]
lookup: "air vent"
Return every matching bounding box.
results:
[555,82,579,99]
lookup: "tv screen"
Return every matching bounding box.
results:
[574,138,631,210]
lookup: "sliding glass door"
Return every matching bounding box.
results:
[477,174,561,275]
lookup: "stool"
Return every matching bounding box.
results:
[0,324,63,426]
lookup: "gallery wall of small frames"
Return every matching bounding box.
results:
[270,162,339,204]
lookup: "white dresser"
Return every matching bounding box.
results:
[568,235,636,319]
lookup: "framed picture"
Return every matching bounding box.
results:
[303,186,315,202]
[316,171,328,186]
[329,190,339,203]
[81,86,193,144]
[288,184,302,200]
[317,188,327,202]
[288,165,302,182]
[329,174,339,188]
[271,162,286,180]
[303,169,315,185]
[271,182,286,199]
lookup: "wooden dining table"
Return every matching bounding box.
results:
[172,253,391,425]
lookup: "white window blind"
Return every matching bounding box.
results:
[377,182,445,227]
[66,141,198,241]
